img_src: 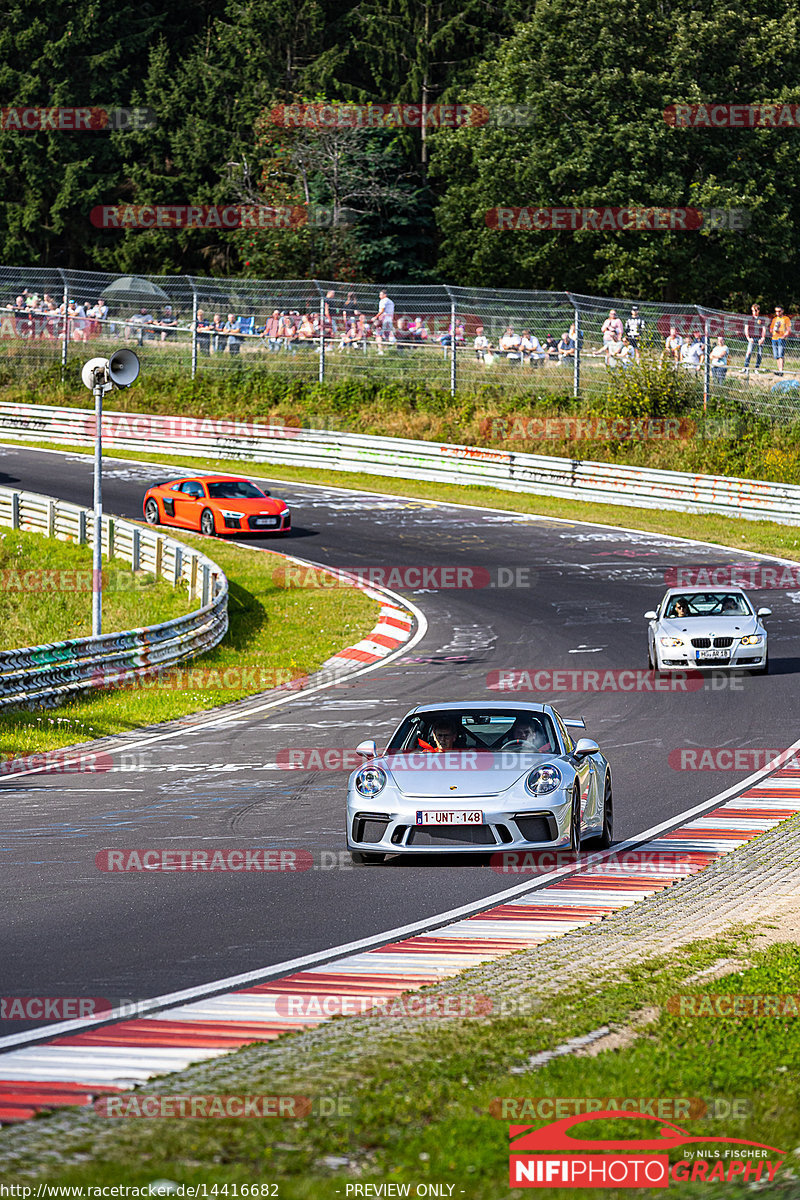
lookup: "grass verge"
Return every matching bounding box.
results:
[0,528,378,761]
[5,932,799,1197]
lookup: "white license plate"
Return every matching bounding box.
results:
[255,518,278,527]
[696,649,728,660]
[415,810,483,825]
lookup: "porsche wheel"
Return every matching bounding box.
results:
[200,508,216,537]
[569,788,582,854]
[144,498,160,526]
[350,851,385,865]
[595,777,614,848]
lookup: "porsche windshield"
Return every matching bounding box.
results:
[387,710,558,754]
[665,593,752,618]
[206,481,266,500]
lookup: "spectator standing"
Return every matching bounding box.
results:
[264,310,281,352]
[224,313,242,355]
[770,305,791,375]
[624,306,645,362]
[604,330,624,367]
[373,289,395,352]
[742,303,766,374]
[194,309,211,356]
[710,334,729,383]
[601,309,624,344]
[474,325,491,361]
[663,325,683,365]
[211,313,224,354]
[680,334,704,371]
[343,291,358,324]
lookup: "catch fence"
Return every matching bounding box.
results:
[1,267,798,421]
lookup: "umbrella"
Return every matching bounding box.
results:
[102,276,171,304]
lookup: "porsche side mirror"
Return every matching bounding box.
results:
[356,739,378,759]
[574,738,599,758]
[644,611,657,620]
[757,608,772,617]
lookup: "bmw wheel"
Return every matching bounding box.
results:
[144,498,160,526]
[200,508,216,537]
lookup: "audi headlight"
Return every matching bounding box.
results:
[220,509,243,519]
[740,634,763,645]
[355,766,386,797]
[659,636,683,647]
[525,765,563,796]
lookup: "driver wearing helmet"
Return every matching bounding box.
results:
[503,716,550,751]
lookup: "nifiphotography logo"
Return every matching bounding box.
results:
[508,1111,785,1188]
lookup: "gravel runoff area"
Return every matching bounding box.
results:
[2,810,800,1175]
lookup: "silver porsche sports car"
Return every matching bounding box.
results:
[645,588,770,674]
[346,701,612,864]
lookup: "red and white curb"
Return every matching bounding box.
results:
[1,755,799,1124]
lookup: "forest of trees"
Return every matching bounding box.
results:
[2,0,800,304]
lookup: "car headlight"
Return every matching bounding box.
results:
[220,509,243,519]
[525,765,563,796]
[740,635,763,645]
[355,766,387,797]
[659,636,684,647]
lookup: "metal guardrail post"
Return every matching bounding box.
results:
[154,536,164,579]
[11,492,19,530]
[450,297,457,397]
[190,554,198,600]
[174,545,182,586]
[132,527,140,572]
[703,317,711,411]
[318,287,325,384]
[202,564,211,606]
[78,510,87,543]
[47,499,55,537]
[107,518,115,560]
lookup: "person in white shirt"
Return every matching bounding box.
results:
[710,335,728,382]
[474,325,491,361]
[499,326,522,359]
[680,335,703,370]
[604,330,624,366]
[663,326,683,365]
[373,290,395,351]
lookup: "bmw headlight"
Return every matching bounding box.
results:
[740,635,763,645]
[659,636,683,647]
[525,765,563,796]
[355,766,387,797]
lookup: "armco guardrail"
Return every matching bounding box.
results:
[0,485,228,709]
[0,401,798,526]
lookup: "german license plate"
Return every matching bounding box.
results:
[696,649,728,660]
[415,810,483,825]
[255,517,278,527]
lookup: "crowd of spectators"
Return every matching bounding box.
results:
[3,286,796,379]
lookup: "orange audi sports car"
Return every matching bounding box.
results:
[143,475,291,536]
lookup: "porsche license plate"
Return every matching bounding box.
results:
[254,517,278,527]
[696,649,728,660]
[415,810,483,825]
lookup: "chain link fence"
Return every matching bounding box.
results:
[1,266,799,419]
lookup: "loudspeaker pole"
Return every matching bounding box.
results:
[92,374,104,636]
[81,351,141,639]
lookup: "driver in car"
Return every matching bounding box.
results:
[503,717,550,751]
[720,596,739,612]
[418,718,466,752]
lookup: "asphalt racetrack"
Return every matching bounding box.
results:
[1,443,796,1022]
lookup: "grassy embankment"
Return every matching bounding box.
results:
[0,527,377,762]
